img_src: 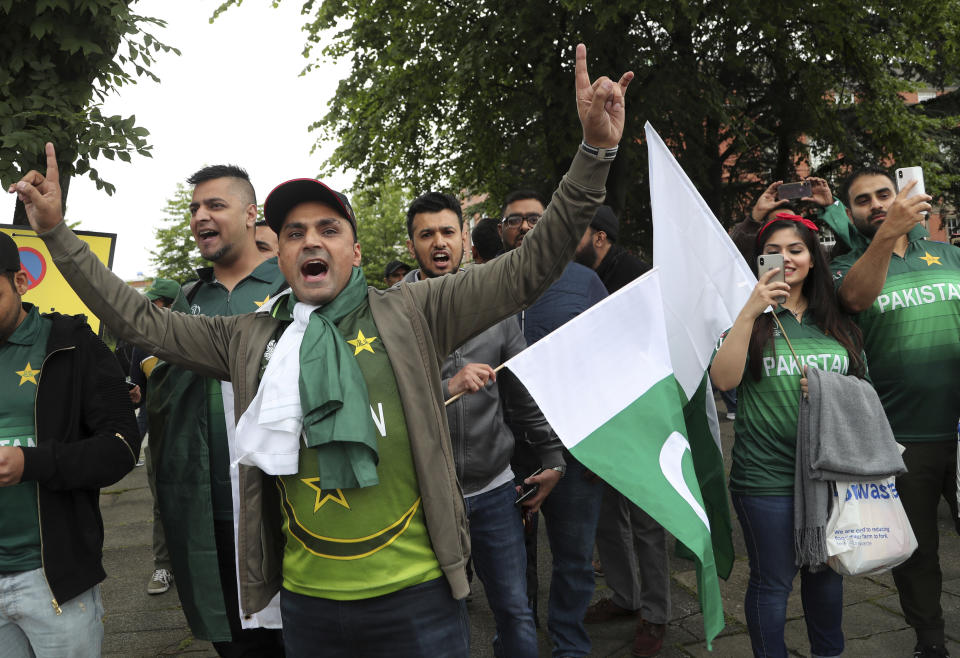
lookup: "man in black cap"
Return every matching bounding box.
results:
[383,259,410,286]
[11,43,632,657]
[0,232,139,656]
[575,205,650,293]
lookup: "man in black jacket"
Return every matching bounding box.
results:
[0,231,140,657]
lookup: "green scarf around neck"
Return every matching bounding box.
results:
[275,267,379,489]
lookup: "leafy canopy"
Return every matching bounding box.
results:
[350,181,412,289]
[1,0,179,221]
[217,0,960,252]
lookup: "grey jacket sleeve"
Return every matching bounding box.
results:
[40,222,236,380]
[498,317,565,468]
[409,148,610,358]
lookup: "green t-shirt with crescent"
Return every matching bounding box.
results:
[190,258,286,521]
[277,301,442,600]
[830,228,960,443]
[0,306,51,572]
[716,309,853,495]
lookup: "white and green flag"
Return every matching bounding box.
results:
[504,269,726,646]
[505,123,755,648]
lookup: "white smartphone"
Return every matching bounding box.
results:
[896,166,926,200]
[757,254,787,304]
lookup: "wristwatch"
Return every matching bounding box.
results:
[547,464,566,478]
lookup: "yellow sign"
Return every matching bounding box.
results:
[1,224,117,335]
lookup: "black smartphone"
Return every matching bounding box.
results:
[515,467,543,505]
[777,181,812,201]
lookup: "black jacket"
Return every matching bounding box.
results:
[18,310,140,607]
[594,245,651,294]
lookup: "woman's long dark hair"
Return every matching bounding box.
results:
[746,220,865,381]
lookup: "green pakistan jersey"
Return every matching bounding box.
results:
[0,306,51,571]
[189,258,286,521]
[830,223,960,443]
[277,301,442,600]
[717,309,853,495]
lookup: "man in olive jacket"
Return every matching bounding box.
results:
[10,44,632,656]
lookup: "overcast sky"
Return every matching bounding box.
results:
[2,0,352,280]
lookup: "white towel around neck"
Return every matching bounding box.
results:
[233,299,319,474]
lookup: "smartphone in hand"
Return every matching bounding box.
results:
[777,181,812,201]
[515,467,543,505]
[896,167,926,199]
[757,254,787,304]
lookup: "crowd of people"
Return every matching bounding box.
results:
[1,41,958,658]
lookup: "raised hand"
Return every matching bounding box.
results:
[574,44,633,149]
[7,142,64,234]
[802,177,833,207]
[751,181,791,221]
[875,179,932,240]
[740,268,790,320]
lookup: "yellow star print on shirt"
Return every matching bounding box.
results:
[347,329,378,355]
[919,251,942,266]
[254,294,271,308]
[15,362,40,386]
[301,478,351,512]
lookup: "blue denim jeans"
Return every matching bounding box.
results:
[0,569,103,658]
[539,454,604,657]
[279,577,469,658]
[463,481,538,657]
[732,494,844,658]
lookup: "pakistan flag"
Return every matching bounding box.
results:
[504,269,727,647]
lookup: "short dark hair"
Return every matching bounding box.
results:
[471,217,503,261]
[187,164,256,206]
[501,189,546,216]
[405,192,463,238]
[255,220,268,227]
[3,271,16,293]
[840,167,894,208]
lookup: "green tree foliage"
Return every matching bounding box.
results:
[0,0,179,224]
[218,0,960,253]
[150,183,204,284]
[351,182,411,289]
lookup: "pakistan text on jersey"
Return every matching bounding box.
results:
[762,353,849,378]
[0,437,36,448]
[876,281,960,313]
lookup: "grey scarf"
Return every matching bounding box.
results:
[794,367,906,568]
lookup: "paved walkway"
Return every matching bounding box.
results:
[99,410,960,656]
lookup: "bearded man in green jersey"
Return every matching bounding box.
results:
[823,168,958,658]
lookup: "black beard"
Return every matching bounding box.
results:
[853,217,880,239]
[574,241,597,268]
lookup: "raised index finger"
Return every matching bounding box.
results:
[44,142,59,183]
[575,43,590,93]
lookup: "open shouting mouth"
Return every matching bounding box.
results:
[301,258,329,282]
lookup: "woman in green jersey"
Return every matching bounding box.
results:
[711,213,866,658]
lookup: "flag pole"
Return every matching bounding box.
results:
[444,363,507,406]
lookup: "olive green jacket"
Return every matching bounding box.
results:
[42,148,610,616]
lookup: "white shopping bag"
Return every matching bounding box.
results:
[825,478,918,576]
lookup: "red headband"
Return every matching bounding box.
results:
[757,212,819,244]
